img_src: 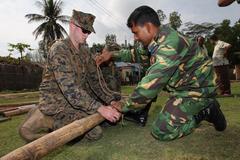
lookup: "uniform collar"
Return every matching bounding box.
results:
[147,27,161,56]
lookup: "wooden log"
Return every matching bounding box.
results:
[0,107,18,114]
[0,113,105,160]
[3,104,37,117]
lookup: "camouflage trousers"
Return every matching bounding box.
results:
[19,107,103,142]
[151,96,215,141]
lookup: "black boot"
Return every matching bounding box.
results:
[124,97,157,127]
[124,100,153,127]
[124,106,150,127]
[194,100,227,131]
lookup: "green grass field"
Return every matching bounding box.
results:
[0,83,240,160]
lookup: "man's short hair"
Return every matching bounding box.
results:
[127,6,160,28]
[210,34,219,41]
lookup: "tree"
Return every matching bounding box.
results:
[182,22,219,38]
[214,19,234,44]
[8,43,33,60]
[157,9,166,24]
[232,21,240,52]
[169,11,182,30]
[90,43,104,54]
[25,0,70,51]
[105,34,117,45]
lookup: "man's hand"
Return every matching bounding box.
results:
[110,101,123,112]
[95,47,112,66]
[97,105,121,123]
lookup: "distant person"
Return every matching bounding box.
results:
[218,0,239,6]
[210,34,232,96]
[98,42,122,93]
[197,36,209,57]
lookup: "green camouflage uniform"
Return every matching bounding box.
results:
[122,25,217,141]
[99,43,122,93]
[113,48,150,74]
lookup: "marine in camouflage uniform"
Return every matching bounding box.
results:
[120,6,227,141]
[19,10,120,142]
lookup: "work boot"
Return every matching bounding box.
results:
[18,108,54,142]
[194,100,227,131]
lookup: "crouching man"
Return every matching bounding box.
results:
[19,9,121,142]
[100,6,227,141]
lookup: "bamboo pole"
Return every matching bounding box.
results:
[3,104,37,117]
[1,113,105,160]
[0,107,18,113]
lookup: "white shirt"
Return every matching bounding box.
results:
[212,40,231,66]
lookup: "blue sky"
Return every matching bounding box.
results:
[0,0,239,57]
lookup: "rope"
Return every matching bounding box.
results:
[96,66,121,97]
[96,66,125,126]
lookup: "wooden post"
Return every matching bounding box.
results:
[1,113,105,160]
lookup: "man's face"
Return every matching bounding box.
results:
[131,23,153,47]
[71,22,91,44]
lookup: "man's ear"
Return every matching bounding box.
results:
[145,22,153,34]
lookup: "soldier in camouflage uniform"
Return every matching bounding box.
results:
[19,10,121,142]
[99,42,122,93]
[96,43,154,126]
[97,6,227,141]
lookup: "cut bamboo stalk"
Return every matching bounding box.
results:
[0,113,104,160]
[3,104,37,117]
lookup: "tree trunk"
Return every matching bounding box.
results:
[1,113,104,160]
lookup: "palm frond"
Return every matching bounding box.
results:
[33,22,48,39]
[55,22,68,37]
[25,14,47,23]
[56,15,70,24]
[53,0,63,16]
[26,0,68,45]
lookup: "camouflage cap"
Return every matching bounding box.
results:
[71,9,96,33]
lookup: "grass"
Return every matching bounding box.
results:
[0,83,240,160]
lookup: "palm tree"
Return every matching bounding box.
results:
[25,0,70,50]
